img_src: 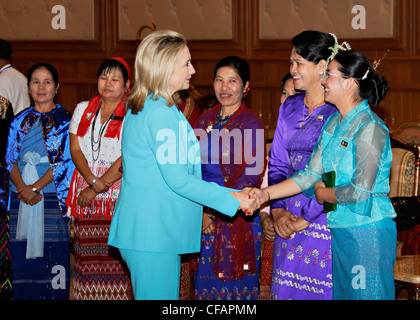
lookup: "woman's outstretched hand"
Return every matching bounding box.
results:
[248,188,269,205]
[314,181,326,204]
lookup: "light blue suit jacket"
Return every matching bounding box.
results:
[108,95,239,254]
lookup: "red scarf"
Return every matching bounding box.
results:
[66,95,127,219]
[76,95,127,139]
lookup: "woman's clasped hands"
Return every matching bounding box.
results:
[77,176,112,207]
[16,185,43,206]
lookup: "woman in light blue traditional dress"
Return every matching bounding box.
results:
[250,50,396,300]
[1,63,75,300]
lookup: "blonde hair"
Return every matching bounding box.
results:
[127,29,187,114]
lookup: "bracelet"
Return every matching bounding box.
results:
[204,207,215,221]
[90,176,97,187]
[264,189,271,201]
[89,186,98,195]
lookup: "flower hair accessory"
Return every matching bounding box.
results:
[323,33,352,79]
[327,33,352,64]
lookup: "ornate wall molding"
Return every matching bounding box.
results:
[0,0,96,40]
[259,0,394,40]
[118,0,233,41]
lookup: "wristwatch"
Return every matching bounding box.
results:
[31,186,40,194]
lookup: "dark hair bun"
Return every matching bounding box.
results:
[368,74,389,106]
[335,50,389,106]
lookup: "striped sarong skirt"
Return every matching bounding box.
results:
[72,217,133,300]
[0,216,12,300]
[9,192,70,300]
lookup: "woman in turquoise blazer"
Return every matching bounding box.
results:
[108,30,258,300]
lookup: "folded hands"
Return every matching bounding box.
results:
[15,185,43,206]
[77,176,112,207]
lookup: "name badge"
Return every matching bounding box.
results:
[317,115,324,121]
[341,140,348,148]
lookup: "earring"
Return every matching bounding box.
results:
[319,71,326,83]
[243,87,251,97]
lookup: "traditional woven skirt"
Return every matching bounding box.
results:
[259,238,273,300]
[72,218,133,300]
[179,254,197,300]
[271,214,333,300]
[9,193,70,300]
[0,217,12,300]
[194,216,262,300]
[331,218,397,300]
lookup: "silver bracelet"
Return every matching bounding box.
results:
[90,176,97,187]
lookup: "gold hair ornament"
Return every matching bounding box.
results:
[361,49,390,81]
[372,49,389,72]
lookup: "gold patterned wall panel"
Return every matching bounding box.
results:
[259,0,394,40]
[118,0,233,41]
[0,0,96,40]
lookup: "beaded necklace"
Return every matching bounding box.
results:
[215,106,238,126]
[90,105,113,163]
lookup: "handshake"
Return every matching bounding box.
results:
[230,187,270,216]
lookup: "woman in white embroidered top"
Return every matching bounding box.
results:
[66,57,133,300]
[250,50,396,300]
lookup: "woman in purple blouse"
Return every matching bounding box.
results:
[193,56,266,300]
[267,31,346,300]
